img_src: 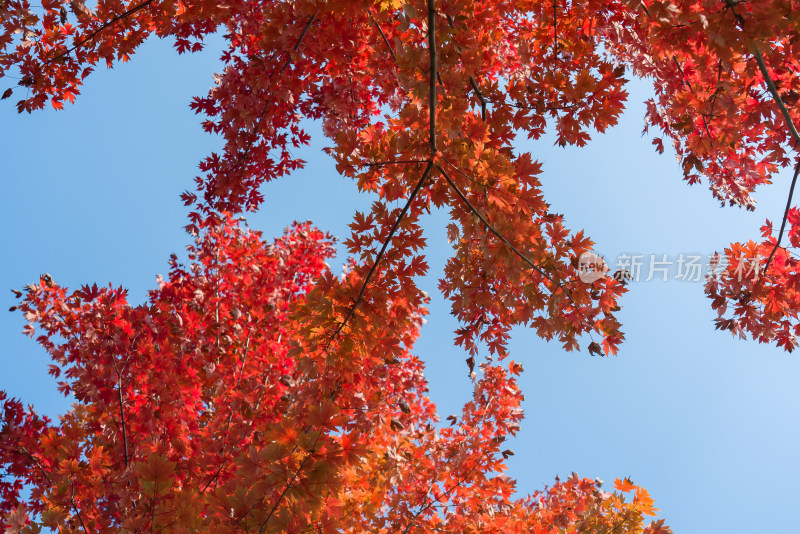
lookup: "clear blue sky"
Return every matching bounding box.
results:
[2,35,799,532]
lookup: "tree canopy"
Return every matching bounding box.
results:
[2,0,800,531]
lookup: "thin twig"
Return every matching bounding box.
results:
[401,448,492,533]
[21,448,89,533]
[33,0,156,74]
[233,438,306,523]
[599,508,637,534]
[223,13,318,182]
[397,392,497,533]
[112,357,130,468]
[258,431,322,533]
[440,157,489,190]
[706,60,723,124]
[109,332,139,469]
[436,163,570,299]
[369,11,398,63]
[233,330,252,393]
[437,71,447,96]
[469,76,486,120]
[214,329,253,486]
[366,159,428,167]
[199,340,283,496]
[329,162,433,343]
[20,447,53,485]
[552,0,558,61]
[763,158,800,274]
[671,56,718,144]
[258,458,312,532]
[71,483,91,534]
[668,54,748,197]
[751,43,800,147]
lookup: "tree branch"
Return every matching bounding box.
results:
[748,43,800,275]
[369,11,398,64]
[366,159,428,167]
[751,43,800,147]
[71,483,91,534]
[329,162,433,343]
[113,360,130,469]
[469,76,486,120]
[110,332,141,470]
[436,162,571,299]
[428,0,437,155]
[20,447,53,485]
[552,0,558,62]
[401,448,491,533]
[222,13,318,184]
[21,447,89,533]
[763,157,800,274]
[327,0,439,345]
[33,0,156,75]
[258,431,322,534]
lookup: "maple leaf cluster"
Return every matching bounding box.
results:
[705,213,800,352]
[610,2,800,352]
[4,0,640,357]
[607,0,800,209]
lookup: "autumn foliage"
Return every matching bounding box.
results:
[1,215,668,532]
[3,0,800,530]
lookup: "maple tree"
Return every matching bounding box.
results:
[0,216,665,532]
[4,0,800,530]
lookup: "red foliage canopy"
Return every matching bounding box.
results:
[4,0,800,530]
[1,216,665,532]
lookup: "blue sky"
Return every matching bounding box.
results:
[2,35,799,532]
